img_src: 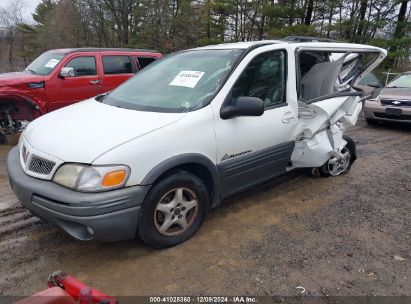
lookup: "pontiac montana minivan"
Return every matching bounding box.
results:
[7,40,386,248]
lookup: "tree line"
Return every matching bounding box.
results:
[0,0,409,72]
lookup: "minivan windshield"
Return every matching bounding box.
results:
[103,49,243,112]
[25,52,66,75]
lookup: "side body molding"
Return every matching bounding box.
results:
[218,141,295,198]
[140,143,296,208]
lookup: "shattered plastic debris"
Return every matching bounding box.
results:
[343,265,351,271]
[296,286,306,294]
[393,255,406,261]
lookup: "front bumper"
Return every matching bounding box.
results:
[363,100,411,123]
[6,147,150,242]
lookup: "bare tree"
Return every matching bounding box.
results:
[0,0,24,70]
[1,0,409,73]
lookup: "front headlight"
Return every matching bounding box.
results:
[53,164,130,192]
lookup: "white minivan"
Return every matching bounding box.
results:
[7,39,386,248]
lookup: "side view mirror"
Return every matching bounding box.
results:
[60,67,74,78]
[220,96,265,120]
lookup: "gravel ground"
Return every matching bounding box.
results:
[0,116,410,299]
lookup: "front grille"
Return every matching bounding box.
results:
[374,112,411,121]
[380,99,411,107]
[28,155,56,175]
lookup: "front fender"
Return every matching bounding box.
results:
[0,87,46,120]
[140,153,221,207]
[141,153,219,185]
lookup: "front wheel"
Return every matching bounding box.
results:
[138,171,209,248]
[320,136,357,177]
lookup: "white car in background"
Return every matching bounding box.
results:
[7,39,386,248]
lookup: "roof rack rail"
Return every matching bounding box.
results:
[65,47,160,54]
[282,36,340,43]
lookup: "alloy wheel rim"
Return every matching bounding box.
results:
[154,187,199,236]
[327,147,351,176]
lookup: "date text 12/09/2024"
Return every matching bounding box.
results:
[149,297,257,303]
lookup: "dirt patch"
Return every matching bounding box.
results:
[0,117,410,297]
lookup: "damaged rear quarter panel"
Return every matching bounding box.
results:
[290,44,386,169]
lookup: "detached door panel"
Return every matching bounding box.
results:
[214,50,297,198]
[48,55,100,111]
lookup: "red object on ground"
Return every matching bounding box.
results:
[14,286,76,304]
[47,271,118,304]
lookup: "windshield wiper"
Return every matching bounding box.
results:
[26,68,38,75]
[387,86,408,89]
[95,92,110,102]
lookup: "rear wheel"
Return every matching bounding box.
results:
[138,171,209,248]
[320,136,356,177]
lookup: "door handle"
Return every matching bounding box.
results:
[281,111,296,123]
[90,80,101,85]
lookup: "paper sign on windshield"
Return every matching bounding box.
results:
[45,59,60,68]
[170,71,205,88]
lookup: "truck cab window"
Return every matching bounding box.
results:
[65,56,96,76]
[137,57,156,69]
[102,56,132,74]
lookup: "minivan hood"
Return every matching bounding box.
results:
[380,87,411,100]
[0,71,44,86]
[24,99,185,163]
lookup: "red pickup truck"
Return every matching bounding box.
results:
[0,48,162,133]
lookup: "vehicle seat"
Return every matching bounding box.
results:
[300,53,348,101]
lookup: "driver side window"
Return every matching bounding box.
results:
[232,50,286,109]
[65,56,97,77]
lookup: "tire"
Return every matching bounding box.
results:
[366,118,379,125]
[138,170,209,248]
[320,135,357,177]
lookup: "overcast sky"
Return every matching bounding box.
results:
[0,0,42,22]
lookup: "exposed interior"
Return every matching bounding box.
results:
[291,48,384,170]
[297,50,380,102]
